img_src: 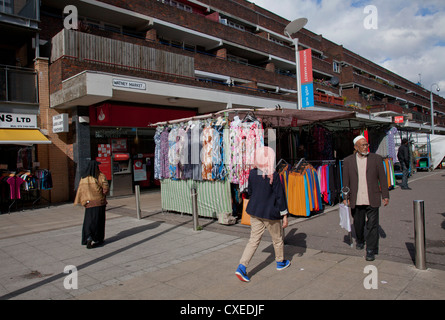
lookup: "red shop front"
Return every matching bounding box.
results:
[89,102,197,196]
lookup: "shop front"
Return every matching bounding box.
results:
[87,102,197,197]
[0,112,52,213]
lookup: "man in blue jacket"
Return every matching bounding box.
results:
[235,147,290,282]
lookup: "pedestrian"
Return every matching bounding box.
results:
[74,160,109,249]
[235,146,290,282]
[342,136,389,261]
[397,138,411,190]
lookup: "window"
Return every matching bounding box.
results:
[333,61,341,73]
[220,17,245,31]
[158,0,193,13]
[227,54,248,65]
[269,36,284,46]
[0,0,13,14]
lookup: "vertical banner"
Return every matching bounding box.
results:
[299,49,314,108]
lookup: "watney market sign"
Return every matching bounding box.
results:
[0,113,37,128]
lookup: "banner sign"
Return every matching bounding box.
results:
[301,83,315,109]
[299,49,314,108]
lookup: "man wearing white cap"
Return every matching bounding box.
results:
[342,135,389,261]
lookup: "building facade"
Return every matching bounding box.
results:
[2,0,444,203]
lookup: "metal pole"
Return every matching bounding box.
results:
[294,38,302,110]
[430,91,435,135]
[413,200,426,270]
[191,186,199,231]
[135,185,141,220]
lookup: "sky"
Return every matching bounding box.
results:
[252,0,445,98]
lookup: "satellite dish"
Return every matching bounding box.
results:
[285,18,308,38]
[330,76,339,86]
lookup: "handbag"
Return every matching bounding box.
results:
[241,198,251,226]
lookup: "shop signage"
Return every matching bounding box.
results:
[394,116,404,124]
[52,113,69,133]
[299,49,314,108]
[112,78,146,91]
[0,113,37,128]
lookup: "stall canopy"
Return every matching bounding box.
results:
[0,129,52,145]
[231,108,357,127]
[430,134,445,169]
[150,107,358,127]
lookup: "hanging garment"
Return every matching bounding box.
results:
[183,127,193,180]
[7,176,25,199]
[160,128,170,179]
[168,127,179,179]
[201,125,213,180]
[212,125,225,180]
[154,128,162,180]
[176,127,187,180]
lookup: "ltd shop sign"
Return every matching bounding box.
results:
[0,113,37,129]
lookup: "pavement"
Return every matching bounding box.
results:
[0,172,444,303]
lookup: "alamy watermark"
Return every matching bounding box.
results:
[63,265,78,290]
[363,265,378,290]
[363,5,378,30]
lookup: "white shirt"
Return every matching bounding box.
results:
[356,153,369,205]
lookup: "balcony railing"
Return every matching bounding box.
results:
[51,29,194,78]
[0,65,38,104]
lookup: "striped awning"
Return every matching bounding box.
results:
[0,129,51,145]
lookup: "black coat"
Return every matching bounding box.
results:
[246,168,288,220]
[397,144,410,167]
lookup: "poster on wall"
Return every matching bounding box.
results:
[96,156,112,180]
[133,159,147,181]
[111,138,127,152]
[97,144,112,180]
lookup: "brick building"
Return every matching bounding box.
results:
[1,0,444,204]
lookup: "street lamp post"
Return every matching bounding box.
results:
[430,83,440,135]
[285,18,308,110]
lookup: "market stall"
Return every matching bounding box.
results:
[151,107,396,223]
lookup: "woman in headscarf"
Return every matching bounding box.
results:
[74,160,109,249]
[235,146,290,282]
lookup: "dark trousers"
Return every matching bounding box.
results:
[401,162,409,188]
[351,205,379,253]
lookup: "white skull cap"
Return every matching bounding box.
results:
[353,135,366,145]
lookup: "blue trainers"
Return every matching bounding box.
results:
[276,260,291,271]
[235,264,250,282]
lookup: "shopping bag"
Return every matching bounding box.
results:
[241,199,250,226]
[339,203,351,232]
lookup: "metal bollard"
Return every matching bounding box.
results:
[135,185,141,220]
[191,186,200,231]
[413,200,426,270]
